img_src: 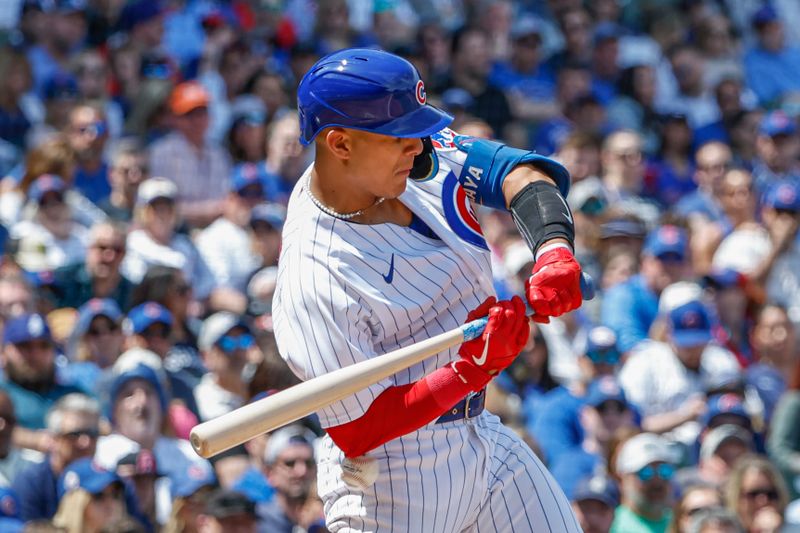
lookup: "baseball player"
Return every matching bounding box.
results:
[273,48,584,532]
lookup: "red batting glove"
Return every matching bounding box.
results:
[526,246,582,324]
[454,296,530,389]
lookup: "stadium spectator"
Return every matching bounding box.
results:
[607,64,661,155]
[13,393,100,521]
[725,455,789,533]
[99,140,149,223]
[25,2,87,96]
[195,313,255,422]
[677,422,756,490]
[0,47,34,155]
[53,221,133,310]
[662,44,718,128]
[0,273,35,321]
[675,141,733,229]
[148,82,232,228]
[752,111,800,196]
[52,457,128,533]
[65,103,110,204]
[197,489,257,533]
[602,225,690,353]
[744,5,800,107]
[767,361,800,500]
[570,475,619,533]
[611,432,678,533]
[644,113,696,207]
[671,482,724,533]
[748,304,797,422]
[0,390,40,488]
[115,449,161,528]
[259,425,322,532]
[686,506,744,533]
[618,300,739,448]
[163,466,216,533]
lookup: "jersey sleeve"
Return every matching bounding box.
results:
[432,128,571,210]
[272,237,392,428]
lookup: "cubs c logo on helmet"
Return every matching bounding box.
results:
[442,172,488,250]
[415,80,426,105]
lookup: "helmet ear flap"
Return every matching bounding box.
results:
[409,137,435,181]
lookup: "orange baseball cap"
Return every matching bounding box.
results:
[169,81,210,116]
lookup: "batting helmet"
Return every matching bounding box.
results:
[297,48,453,145]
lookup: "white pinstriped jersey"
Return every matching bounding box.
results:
[272,129,581,532]
[273,128,494,428]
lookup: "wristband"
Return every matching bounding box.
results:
[509,181,575,255]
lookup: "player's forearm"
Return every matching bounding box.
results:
[501,164,557,208]
[640,410,695,434]
[326,362,489,458]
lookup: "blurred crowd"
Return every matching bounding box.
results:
[0,0,798,532]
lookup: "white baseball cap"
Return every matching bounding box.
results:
[136,177,178,207]
[616,433,677,475]
[198,312,249,351]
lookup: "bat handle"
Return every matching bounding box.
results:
[462,272,595,342]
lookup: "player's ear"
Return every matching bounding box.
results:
[324,128,352,161]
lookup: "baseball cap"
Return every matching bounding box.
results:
[510,15,542,40]
[29,174,66,203]
[73,298,122,338]
[116,449,160,478]
[109,363,168,415]
[764,180,800,211]
[699,424,754,461]
[0,487,23,533]
[117,0,163,32]
[3,313,51,345]
[658,282,704,314]
[760,110,796,137]
[701,268,746,290]
[668,300,713,348]
[616,433,676,475]
[752,5,779,28]
[230,163,266,196]
[124,302,173,335]
[136,177,178,207]
[703,393,751,429]
[567,177,607,215]
[264,425,317,464]
[169,81,210,116]
[170,464,216,500]
[585,376,628,409]
[204,489,256,519]
[594,22,622,45]
[250,202,286,231]
[198,312,250,352]
[571,475,620,508]
[643,225,687,260]
[58,458,123,499]
[599,217,647,239]
[43,74,79,101]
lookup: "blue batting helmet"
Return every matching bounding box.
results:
[297,48,453,145]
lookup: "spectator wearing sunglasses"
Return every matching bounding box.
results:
[670,482,725,533]
[13,393,100,521]
[195,166,270,312]
[725,455,789,533]
[612,432,678,533]
[66,103,111,205]
[53,221,133,311]
[530,325,623,465]
[551,376,637,499]
[195,312,257,422]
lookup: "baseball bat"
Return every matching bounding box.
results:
[190,273,594,459]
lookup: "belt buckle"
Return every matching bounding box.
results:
[464,390,481,420]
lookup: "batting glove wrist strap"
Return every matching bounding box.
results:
[509,180,575,257]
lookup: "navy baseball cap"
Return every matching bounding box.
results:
[29,174,67,203]
[204,489,256,519]
[752,5,779,28]
[593,22,622,45]
[0,487,23,533]
[703,393,751,429]
[230,163,266,196]
[643,225,687,260]
[58,458,123,500]
[760,110,796,137]
[668,300,713,348]
[572,475,620,508]
[109,363,168,415]
[43,74,79,101]
[764,180,800,211]
[250,202,286,230]
[3,313,51,345]
[702,268,745,290]
[170,464,216,500]
[117,0,164,32]
[125,302,173,335]
[585,376,628,409]
[74,298,122,337]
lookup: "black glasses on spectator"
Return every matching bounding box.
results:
[742,488,779,501]
[40,195,65,208]
[87,323,120,337]
[142,324,171,340]
[60,428,100,440]
[586,349,621,365]
[279,458,315,469]
[92,243,125,255]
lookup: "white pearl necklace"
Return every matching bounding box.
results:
[305,174,385,220]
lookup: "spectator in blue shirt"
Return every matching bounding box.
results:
[744,5,800,108]
[601,225,690,353]
[751,110,800,197]
[13,393,100,521]
[66,103,110,204]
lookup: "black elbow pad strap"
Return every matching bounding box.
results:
[509,181,575,255]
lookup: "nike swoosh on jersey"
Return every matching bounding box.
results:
[472,334,490,365]
[558,194,573,225]
[383,254,395,283]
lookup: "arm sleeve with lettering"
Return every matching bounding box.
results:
[437,132,571,209]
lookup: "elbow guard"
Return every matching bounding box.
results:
[509,180,575,255]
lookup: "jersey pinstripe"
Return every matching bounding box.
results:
[272,129,580,532]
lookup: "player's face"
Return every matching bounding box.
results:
[346,131,424,199]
